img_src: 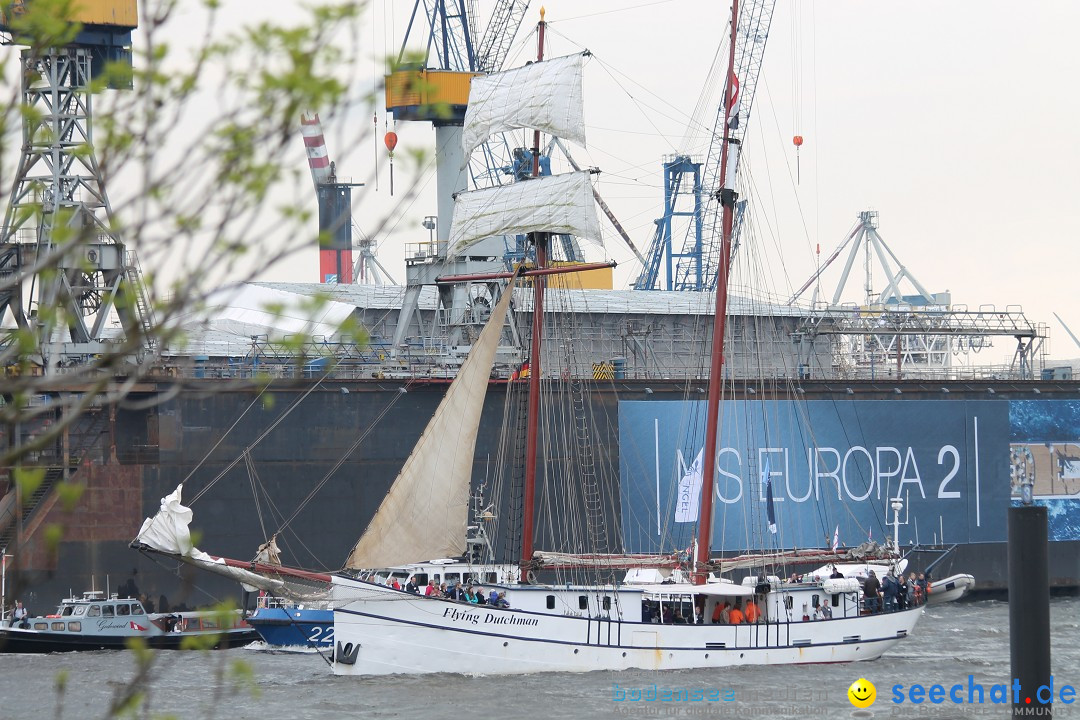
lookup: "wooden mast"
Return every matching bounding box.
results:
[520,7,547,572]
[694,0,740,585]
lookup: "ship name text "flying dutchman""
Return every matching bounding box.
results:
[443,608,540,627]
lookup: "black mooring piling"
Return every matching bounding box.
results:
[1008,504,1052,718]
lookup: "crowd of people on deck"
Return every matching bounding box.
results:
[364,574,510,608]
[641,597,763,625]
[361,566,928,620]
[861,569,929,613]
[636,565,931,626]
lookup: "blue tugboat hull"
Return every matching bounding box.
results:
[246,607,334,648]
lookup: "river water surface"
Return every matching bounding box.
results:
[0,597,1077,720]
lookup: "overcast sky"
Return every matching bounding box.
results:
[7,1,1079,362]
[317,0,1080,363]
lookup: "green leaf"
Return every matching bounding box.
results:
[43,523,63,552]
[56,480,85,512]
[14,467,45,504]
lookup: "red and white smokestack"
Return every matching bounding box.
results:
[301,112,332,187]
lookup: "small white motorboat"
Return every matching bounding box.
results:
[927,574,976,604]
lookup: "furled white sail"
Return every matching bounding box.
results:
[462,52,586,158]
[345,275,520,570]
[135,485,330,601]
[134,484,214,562]
[447,171,603,257]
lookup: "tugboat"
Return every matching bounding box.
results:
[0,591,259,653]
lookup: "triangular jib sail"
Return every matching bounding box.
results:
[447,171,603,257]
[345,275,520,570]
[462,52,586,158]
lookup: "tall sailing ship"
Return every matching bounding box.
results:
[327,9,922,676]
[9,0,1078,624]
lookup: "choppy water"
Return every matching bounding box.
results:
[1,597,1077,720]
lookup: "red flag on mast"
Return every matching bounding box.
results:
[726,71,741,129]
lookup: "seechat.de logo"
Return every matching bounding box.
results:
[848,678,877,709]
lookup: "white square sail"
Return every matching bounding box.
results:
[447,171,603,257]
[462,53,586,158]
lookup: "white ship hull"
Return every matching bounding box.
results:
[330,577,922,676]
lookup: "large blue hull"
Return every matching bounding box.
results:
[8,378,1080,610]
[246,607,334,648]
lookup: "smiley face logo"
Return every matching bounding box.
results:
[848,678,877,708]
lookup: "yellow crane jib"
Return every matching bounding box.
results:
[0,0,138,31]
[385,68,482,123]
[1,0,138,89]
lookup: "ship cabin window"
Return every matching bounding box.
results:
[87,606,100,617]
[34,622,47,630]
[185,618,201,631]
[431,574,441,584]
[602,596,612,611]
[102,605,114,617]
[485,572,498,584]
[131,603,144,615]
[117,604,130,616]
[412,574,429,586]
[784,596,794,610]
[812,594,820,609]
[445,573,461,584]
[578,596,589,611]
[73,605,86,616]
[462,573,475,584]
[51,622,64,631]
[68,622,81,632]
[831,594,840,607]
[61,605,74,616]
[201,617,219,630]
[546,595,556,609]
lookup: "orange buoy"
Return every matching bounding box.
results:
[793,135,804,147]
[384,131,398,153]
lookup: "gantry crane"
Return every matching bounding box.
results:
[635,0,777,291]
[386,1,630,349]
[0,0,154,368]
[386,0,533,351]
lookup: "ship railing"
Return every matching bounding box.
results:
[16,352,1055,384]
[139,358,1040,383]
[834,363,1028,382]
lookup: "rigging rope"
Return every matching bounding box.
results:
[248,465,332,571]
[190,374,331,504]
[245,452,269,544]
[272,383,412,541]
[180,380,274,491]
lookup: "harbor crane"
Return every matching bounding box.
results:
[635,0,777,291]
[0,0,154,369]
[387,1,638,349]
[300,113,395,285]
[788,211,1046,380]
[387,0,534,351]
